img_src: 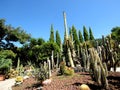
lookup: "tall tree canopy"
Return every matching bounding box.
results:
[49,24,54,42]
[83,26,89,41]
[56,30,61,48]
[89,27,94,40]
[111,27,120,43]
[71,26,79,51]
[78,30,83,43]
[0,19,31,49]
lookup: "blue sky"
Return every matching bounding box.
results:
[0,0,120,41]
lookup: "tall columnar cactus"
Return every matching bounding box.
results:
[47,58,51,78]
[68,47,75,67]
[101,35,118,71]
[85,49,90,70]
[16,58,24,76]
[89,48,108,88]
[51,51,54,69]
[56,52,59,68]
[81,49,87,70]
[63,12,75,68]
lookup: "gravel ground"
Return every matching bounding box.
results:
[12,71,120,90]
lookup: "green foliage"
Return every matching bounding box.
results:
[8,69,18,78]
[21,41,60,67]
[78,30,83,43]
[18,65,24,76]
[59,61,74,76]
[0,50,16,75]
[49,24,54,42]
[18,38,45,66]
[111,26,120,43]
[0,58,12,74]
[89,27,94,40]
[56,30,61,48]
[7,27,31,44]
[0,50,16,59]
[72,26,79,51]
[64,67,74,76]
[39,42,60,60]
[0,19,31,49]
[30,38,38,47]
[83,26,89,41]
[35,64,49,81]
[37,38,45,45]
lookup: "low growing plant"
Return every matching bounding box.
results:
[8,69,18,78]
[35,64,49,82]
[64,67,74,76]
[59,61,74,76]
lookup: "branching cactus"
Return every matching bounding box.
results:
[89,48,108,88]
[101,35,118,71]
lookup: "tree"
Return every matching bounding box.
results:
[0,19,31,49]
[49,25,54,42]
[0,50,15,74]
[71,26,79,51]
[56,30,61,48]
[111,27,120,43]
[78,30,83,43]
[89,27,94,40]
[18,38,45,66]
[83,26,89,41]
[37,38,45,46]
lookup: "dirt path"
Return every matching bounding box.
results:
[0,78,15,90]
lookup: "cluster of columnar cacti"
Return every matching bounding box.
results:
[62,12,119,73]
[36,58,51,81]
[100,35,119,71]
[89,48,108,88]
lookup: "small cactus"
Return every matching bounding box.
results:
[79,84,90,90]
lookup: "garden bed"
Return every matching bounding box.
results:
[12,71,120,90]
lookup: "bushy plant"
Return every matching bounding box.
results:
[0,57,12,75]
[8,69,18,78]
[59,61,74,76]
[0,50,15,75]
[35,65,49,81]
[64,67,74,76]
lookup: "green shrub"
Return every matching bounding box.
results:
[59,61,74,76]
[64,67,74,76]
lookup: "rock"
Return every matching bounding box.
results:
[42,78,52,85]
[23,76,29,80]
[37,86,43,90]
